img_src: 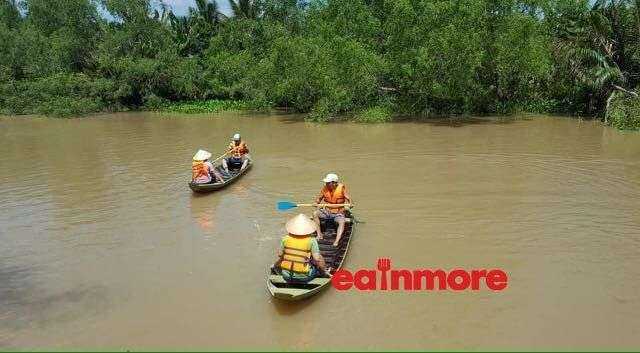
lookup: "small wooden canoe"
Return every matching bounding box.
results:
[267,210,356,301]
[188,160,252,193]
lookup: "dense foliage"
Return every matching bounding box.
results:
[0,0,639,128]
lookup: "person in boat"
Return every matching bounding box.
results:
[277,214,326,283]
[191,149,224,184]
[313,173,352,247]
[222,133,250,172]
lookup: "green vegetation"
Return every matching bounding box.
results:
[353,106,392,123]
[0,0,639,129]
[606,94,640,130]
[160,99,250,113]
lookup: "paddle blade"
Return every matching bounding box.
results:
[277,201,298,211]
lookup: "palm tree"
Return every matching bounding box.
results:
[0,0,21,29]
[153,1,172,24]
[168,0,224,55]
[228,0,261,19]
[191,0,224,26]
[168,11,190,48]
[553,0,638,117]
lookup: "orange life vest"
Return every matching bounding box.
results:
[320,183,346,213]
[192,161,210,181]
[280,235,312,274]
[228,141,248,158]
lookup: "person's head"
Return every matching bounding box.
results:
[285,214,317,237]
[193,149,212,162]
[233,133,241,144]
[322,173,339,189]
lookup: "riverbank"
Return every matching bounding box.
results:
[150,98,640,130]
[2,97,639,131]
[156,100,394,123]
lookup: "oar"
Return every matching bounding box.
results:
[277,201,352,211]
[211,151,230,163]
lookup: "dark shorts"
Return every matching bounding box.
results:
[226,157,243,168]
[282,266,318,283]
[317,208,346,222]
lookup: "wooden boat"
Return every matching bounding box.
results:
[188,160,252,193]
[267,210,356,301]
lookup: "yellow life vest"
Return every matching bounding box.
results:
[280,235,312,274]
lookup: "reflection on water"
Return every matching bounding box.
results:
[1,112,639,349]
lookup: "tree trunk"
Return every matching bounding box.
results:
[612,84,639,97]
[605,90,617,124]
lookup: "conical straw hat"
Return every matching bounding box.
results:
[285,214,317,236]
[193,149,212,161]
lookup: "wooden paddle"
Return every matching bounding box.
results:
[211,151,230,163]
[277,201,352,211]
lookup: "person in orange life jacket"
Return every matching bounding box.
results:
[313,173,352,247]
[223,133,250,173]
[277,214,326,283]
[191,149,224,184]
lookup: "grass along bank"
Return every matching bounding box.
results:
[157,99,253,114]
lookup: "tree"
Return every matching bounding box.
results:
[0,0,20,29]
[551,0,638,115]
[169,0,224,55]
[229,0,262,19]
[0,0,22,80]
[17,0,101,76]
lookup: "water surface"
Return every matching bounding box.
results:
[1,112,639,349]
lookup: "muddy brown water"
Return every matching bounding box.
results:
[1,112,639,349]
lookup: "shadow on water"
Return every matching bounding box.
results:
[270,291,324,316]
[276,114,530,127]
[399,116,527,127]
[190,190,216,198]
[0,263,111,346]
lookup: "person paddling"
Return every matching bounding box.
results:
[223,133,250,172]
[277,214,326,283]
[313,173,352,246]
[191,149,223,184]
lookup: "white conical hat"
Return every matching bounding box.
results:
[285,214,317,236]
[193,149,212,161]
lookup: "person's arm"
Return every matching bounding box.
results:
[275,239,285,265]
[315,189,325,205]
[311,239,325,271]
[343,186,352,205]
[278,238,285,257]
[312,252,325,272]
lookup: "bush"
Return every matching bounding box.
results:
[305,99,334,122]
[353,105,392,123]
[204,49,256,99]
[606,94,640,130]
[34,96,104,117]
[0,73,117,117]
[143,94,168,110]
[253,35,384,117]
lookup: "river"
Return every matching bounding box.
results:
[1,112,639,349]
